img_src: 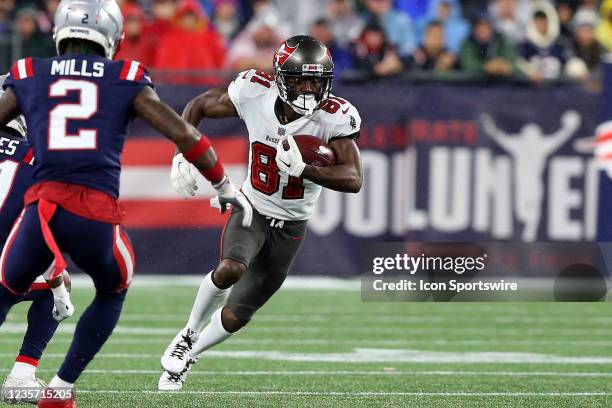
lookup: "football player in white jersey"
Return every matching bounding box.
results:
[158,35,362,390]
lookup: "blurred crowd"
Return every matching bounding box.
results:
[0,0,611,84]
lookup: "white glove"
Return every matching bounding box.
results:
[171,154,198,198]
[50,282,74,322]
[276,135,305,177]
[210,176,253,227]
[52,296,75,322]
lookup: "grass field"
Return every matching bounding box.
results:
[1,277,611,407]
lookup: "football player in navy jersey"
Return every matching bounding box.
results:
[0,1,252,406]
[0,81,75,404]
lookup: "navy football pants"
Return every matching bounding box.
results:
[0,202,135,383]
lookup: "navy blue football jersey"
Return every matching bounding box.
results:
[0,131,34,246]
[2,54,153,198]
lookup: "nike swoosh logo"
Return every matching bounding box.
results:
[342,107,350,114]
[279,159,291,167]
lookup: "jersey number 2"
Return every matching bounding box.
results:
[251,142,304,199]
[48,79,98,150]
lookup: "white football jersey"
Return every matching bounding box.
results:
[228,69,361,221]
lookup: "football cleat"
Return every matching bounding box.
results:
[37,390,76,408]
[158,358,197,391]
[2,374,47,405]
[161,328,198,374]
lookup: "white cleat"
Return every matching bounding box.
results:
[1,374,47,405]
[158,358,197,391]
[161,328,198,374]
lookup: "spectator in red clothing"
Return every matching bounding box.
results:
[153,0,227,84]
[148,0,178,56]
[114,4,155,65]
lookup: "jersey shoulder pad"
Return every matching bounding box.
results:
[117,60,153,86]
[227,69,273,118]
[8,58,37,82]
[319,96,361,140]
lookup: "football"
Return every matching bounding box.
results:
[283,135,337,167]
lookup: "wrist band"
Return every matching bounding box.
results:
[183,136,212,163]
[202,160,225,184]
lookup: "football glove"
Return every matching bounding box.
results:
[171,153,198,198]
[210,176,253,228]
[52,296,74,322]
[276,135,305,178]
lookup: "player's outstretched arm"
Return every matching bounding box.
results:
[134,86,219,170]
[277,134,362,193]
[133,86,252,227]
[169,88,239,197]
[0,88,20,127]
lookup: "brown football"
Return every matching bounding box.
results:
[283,135,337,167]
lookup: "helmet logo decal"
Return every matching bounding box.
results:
[276,42,298,66]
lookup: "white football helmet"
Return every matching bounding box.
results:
[53,0,124,59]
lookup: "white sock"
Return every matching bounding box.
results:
[186,271,227,332]
[10,362,36,380]
[48,375,74,389]
[190,307,232,357]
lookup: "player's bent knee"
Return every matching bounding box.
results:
[221,306,249,333]
[213,259,247,289]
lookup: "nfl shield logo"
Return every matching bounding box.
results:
[278,128,286,136]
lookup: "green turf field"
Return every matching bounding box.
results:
[1,278,611,407]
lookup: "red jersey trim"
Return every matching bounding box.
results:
[11,58,34,80]
[23,148,34,165]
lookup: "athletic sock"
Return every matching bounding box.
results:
[57,291,126,383]
[18,291,59,363]
[48,375,74,389]
[185,271,227,332]
[190,307,232,357]
[10,361,37,380]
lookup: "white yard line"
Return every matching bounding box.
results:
[0,368,610,377]
[68,275,362,290]
[2,338,612,352]
[0,349,610,364]
[2,337,612,347]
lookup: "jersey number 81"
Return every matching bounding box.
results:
[251,142,304,199]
